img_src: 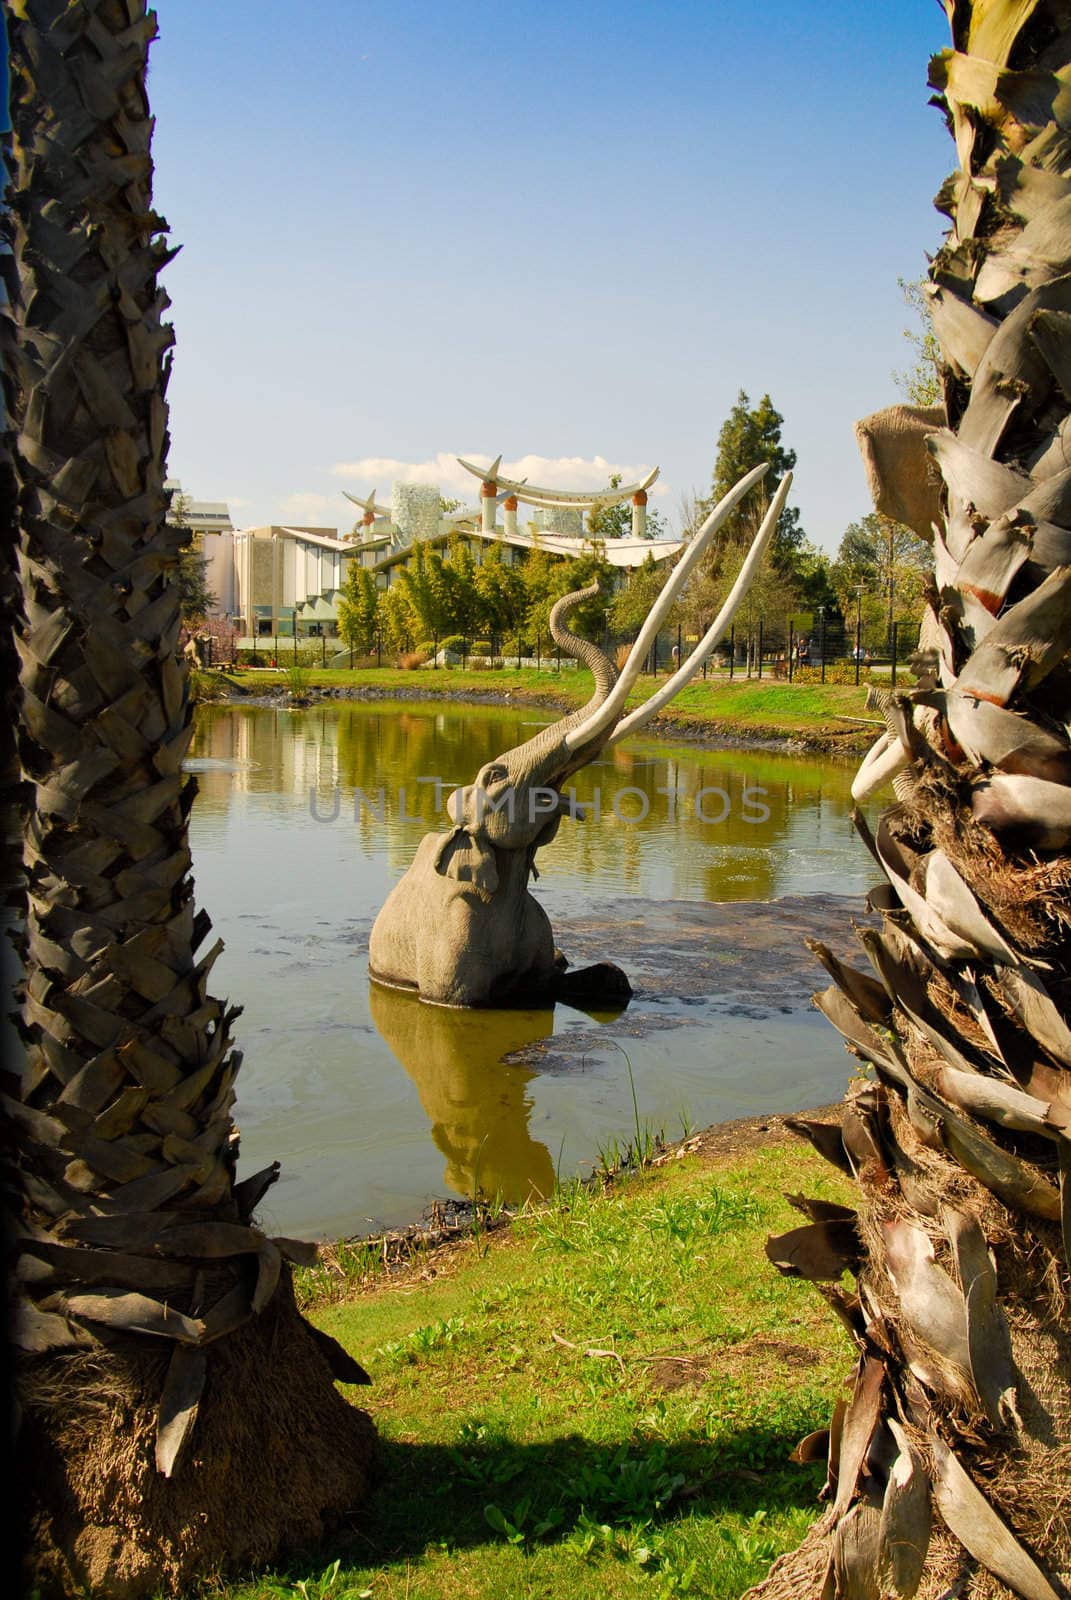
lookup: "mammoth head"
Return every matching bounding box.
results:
[433,463,793,897]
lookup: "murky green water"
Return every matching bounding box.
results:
[187,701,874,1238]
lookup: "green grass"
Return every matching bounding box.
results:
[224,665,878,744]
[225,1140,854,1600]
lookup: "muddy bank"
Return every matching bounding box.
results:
[212,677,873,756]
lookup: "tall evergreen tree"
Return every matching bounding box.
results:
[708,392,803,572]
[2,7,373,1592]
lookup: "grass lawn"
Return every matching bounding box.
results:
[225,1136,854,1600]
[220,666,880,745]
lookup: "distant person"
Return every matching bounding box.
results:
[795,635,809,665]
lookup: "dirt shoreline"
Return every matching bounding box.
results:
[210,678,873,757]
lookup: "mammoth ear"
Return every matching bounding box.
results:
[432,827,499,900]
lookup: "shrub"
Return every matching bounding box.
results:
[399,651,428,670]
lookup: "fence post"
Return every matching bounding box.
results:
[350,643,354,670]
[556,643,561,673]
[890,619,898,687]
[535,629,541,671]
[819,612,826,684]
[377,633,382,668]
[293,632,298,666]
[757,619,764,679]
[651,636,657,676]
[854,613,862,685]
[787,616,794,683]
[322,634,326,667]
[517,635,522,670]
[433,632,438,670]
[729,624,734,680]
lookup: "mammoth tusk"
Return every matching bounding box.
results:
[563,462,771,753]
[606,472,792,747]
[851,731,910,802]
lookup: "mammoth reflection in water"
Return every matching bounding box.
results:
[369,982,558,1205]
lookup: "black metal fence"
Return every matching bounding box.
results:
[600,616,911,687]
[233,615,917,682]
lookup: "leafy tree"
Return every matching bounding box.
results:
[337,560,380,655]
[830,512,933,639]
[519,543,563,641]
[608,552,671,636]
[440,537,482,640]
[474,542,528,643]
[793,540,843,625]
[893,275,942,407]
[380,584,415,650]
[552,542,616,640]
[396,540,453,639]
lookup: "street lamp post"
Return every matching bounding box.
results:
[818,605,826,684]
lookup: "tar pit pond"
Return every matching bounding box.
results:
[186,701,874,1238]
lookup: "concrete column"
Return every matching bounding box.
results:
[481,477,497,533]
[631,490,648,539]
[503,495,518,537]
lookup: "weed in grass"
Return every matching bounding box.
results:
[571,1442,687,1521]
[374,1314,470,1365]
[286,1560,371,1600]
[484,1495,565,1546]
[448,1422,527,1491]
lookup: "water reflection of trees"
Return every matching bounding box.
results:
[368,983,556,1204]
[189,704,858,900]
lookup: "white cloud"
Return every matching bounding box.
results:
[281,491,337,522]
[330,451,671,502]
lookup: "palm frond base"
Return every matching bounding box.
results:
[18,1272,375,1599]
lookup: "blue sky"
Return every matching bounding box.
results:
[144,0,951,547]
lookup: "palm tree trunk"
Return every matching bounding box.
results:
[751,4,1071,1597]
[2,5,373,1593]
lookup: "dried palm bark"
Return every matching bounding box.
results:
[751,4,1071,1597]
[2,4,373,1593]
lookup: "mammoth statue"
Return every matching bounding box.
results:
[369,463,791,1007]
